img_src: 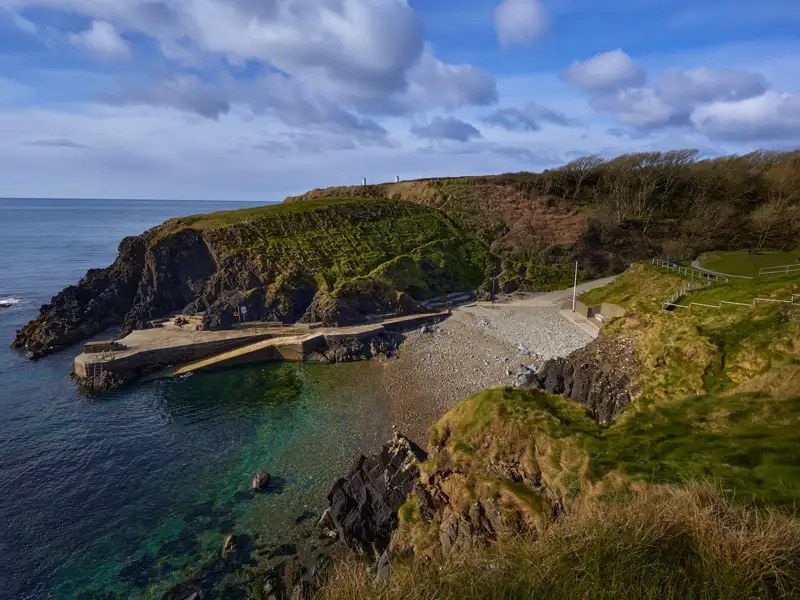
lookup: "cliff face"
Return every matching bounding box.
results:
[12,199,494,358]
[12,235,149,357]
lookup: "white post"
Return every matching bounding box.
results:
[395,175,400,183]
[362,177,367,186]
[572,261,578,312]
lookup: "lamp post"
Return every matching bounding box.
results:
[572,261,578,312]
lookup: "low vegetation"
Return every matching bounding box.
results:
[313,259,800,599]
[157,197,496,305]
[319,484,800,600]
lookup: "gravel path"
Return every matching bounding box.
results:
[378,303,595,444]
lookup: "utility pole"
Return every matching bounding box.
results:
[572,261,579,312]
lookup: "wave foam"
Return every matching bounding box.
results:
[0,297,23,307]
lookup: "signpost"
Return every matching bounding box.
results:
[240,306,247,322]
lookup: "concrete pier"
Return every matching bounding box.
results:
[74,312,449,387]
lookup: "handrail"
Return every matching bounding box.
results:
[651,257,728,283]
[759,264,800,276]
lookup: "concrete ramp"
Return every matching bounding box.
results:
[172,333,326,375]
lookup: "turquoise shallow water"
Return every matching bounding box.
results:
[0,199,389,599]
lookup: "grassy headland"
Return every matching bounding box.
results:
[313,261,800,599]
[286,150,800,292]
[153,198,495,299]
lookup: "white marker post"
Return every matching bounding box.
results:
[572,261,578,312]
[362,177,367,186]
[395,175,400,183]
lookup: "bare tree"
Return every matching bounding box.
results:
[562,155,607,199]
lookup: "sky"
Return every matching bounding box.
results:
[1,0,799,200]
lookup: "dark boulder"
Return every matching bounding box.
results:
[306,332,404,364]
[252,472,271,492]
[221,534,250,565]
[532,357,630,423]
[327,433,427,558]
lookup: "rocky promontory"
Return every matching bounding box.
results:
[12,199,494,358]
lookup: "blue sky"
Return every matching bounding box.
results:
[1,0,799,200]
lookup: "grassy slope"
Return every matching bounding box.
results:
[321,483,800,600]
[285,180,610,292]
[153,198,495,300]
[699,250,800,277]
[314,262,800,599]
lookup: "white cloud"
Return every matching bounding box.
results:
[68,20,130,60]
[404,52,497,111]
[656,67,768,108]
[691,91,800,142]
[563,49,645,90]
[9,0,498,118]
[589,66,772,130]
[591,88,679,128]
[495,0,548,48]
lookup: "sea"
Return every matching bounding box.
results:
[0,199,390,599]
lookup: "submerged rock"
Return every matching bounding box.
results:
[252,472,271,492]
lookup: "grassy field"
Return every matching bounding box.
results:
[699,249,800,277]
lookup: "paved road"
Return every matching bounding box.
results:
[471,275,619,339]
[690,259,753,280]
[475,275,619,308]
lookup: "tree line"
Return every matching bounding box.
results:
[489,149,800,256]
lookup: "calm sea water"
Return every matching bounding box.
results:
[0,199,389,599]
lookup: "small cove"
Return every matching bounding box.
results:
[0,199,390,599]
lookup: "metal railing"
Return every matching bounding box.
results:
[759,263,800,276]
[652,257,728,283]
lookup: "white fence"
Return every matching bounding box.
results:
[663,294,800,311]
[651,258,728,283]
[759,263,800,276]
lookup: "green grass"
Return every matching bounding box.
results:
[699,249,800,277]
[152,198,496,301]
[588,392,800,508]
[579,263,683,311]
[438,387,800,509]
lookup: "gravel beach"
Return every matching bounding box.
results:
[376,302,595,444]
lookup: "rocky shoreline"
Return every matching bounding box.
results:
[164,433,426,600]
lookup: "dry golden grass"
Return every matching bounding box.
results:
[316,484,800,600]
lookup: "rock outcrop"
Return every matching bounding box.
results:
[12,236,148,358]
[516,333,637,423]
[327,433,427,558]
[12,199,491,359]
[163,434,427,600]
[533,357,630,423]
[306,332,404,364]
